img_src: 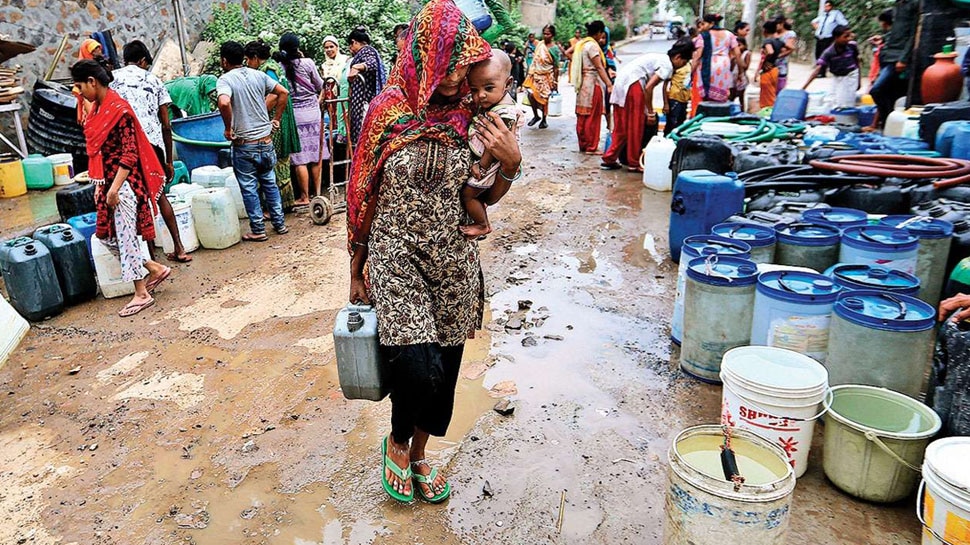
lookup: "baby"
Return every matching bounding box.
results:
[462,50,524,238]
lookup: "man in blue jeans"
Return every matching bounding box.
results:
[216,41,290,241]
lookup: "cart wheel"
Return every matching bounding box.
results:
[310,196,334,225]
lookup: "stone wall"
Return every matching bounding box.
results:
[0,0,266,152]
[519,0,555,32]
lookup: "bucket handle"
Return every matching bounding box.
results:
[863,430,922,473]
[916,479,959,545]
[776,271,799,293]
[730,382,833,423]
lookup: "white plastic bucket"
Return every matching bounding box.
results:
[48,153,74,186]
[547,92,563,117]
[720,346,830,478]
[154,199,199,254]
[920,437,970,545]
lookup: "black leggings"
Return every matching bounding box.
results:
[382,343,464,444]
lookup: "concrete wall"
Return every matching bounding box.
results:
[519,0,556,32]
[0,0,264,152]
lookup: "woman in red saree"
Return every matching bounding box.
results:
[569,20,612,153]
[71,60,172,317]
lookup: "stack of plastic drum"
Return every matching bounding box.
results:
[879,215,953,306]
[774,223,841,271]
[720,346,829,477]
[681,255,759,382]
[825,290,935,399]
[801,207,868,230]
[824,264,920,296]
[749,270,842,362]
[839,226,919,275]
[711,222,776,264]
[671,235,751,344]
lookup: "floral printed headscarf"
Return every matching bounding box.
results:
[346,0,491,252]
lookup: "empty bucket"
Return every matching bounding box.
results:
[48,153,75,186]
[823,385,940,503]
[749,271,842,362]
[665,425,796,545]
[720,346,830,477]
[919,437,970,545]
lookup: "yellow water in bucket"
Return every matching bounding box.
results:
[0,157,27,198]
[665,425,796,545]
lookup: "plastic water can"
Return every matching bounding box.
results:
[826,290,935,398]
[32,224,97,306]
[824,264,921,295]
[640,135,676,191]
[91,236,151,298]
[774,222,841,271]
[801,206,868,230]
[934,120,970,156]
[711,222,776,264]
[664,425,795,545]
[191,165,229,188]
[879,215,953,306]
[749,270,841,362]
[0,157,27,198]
[770,89,809,122]
[48,153,75,186]
[220,167,248,219]
[154,198,199,254]
[0,237,64,320]
[191,187,241,250]
[671,235,751,344]
[824,385,940,503]
[22,154,54,190]
[950,122,970,161]
[919,437,970,545]
[0,294,29,368]
[333,304,387,400]
[547,92,563,117]
[840,225,919,275]
[720,346,829,477]
[682,255,758,382]
[669,170,744,262]
[67,212,97,269]
[169,182,206,203]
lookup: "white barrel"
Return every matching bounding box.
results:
[48,153,75,186]
[840,226,919,275]
[920,437,970,545]
[154,198,199,254]
[665,425,796,545]
[191,187,241,250]
[220,167,248,219]
[749,270,842,362]
[720,346,829,478]
[91,236,151,298]
[0,294,29,367]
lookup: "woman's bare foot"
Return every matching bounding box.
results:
[459,223,492,238]
[385,437,412,497]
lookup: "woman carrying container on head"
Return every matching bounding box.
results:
[71,60,172,317]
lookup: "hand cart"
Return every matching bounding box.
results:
[310,77,353,225]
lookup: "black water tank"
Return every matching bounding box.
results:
[27,81,88,172]
[55,183,95,222]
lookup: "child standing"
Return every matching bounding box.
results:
[802,25,860,109]
[759,21,785,109]
[462,51,524,238]
[664,58,692,136]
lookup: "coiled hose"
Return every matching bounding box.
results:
[808,154,970,189]
[670,115,806,143]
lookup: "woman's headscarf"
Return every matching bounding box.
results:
[79,39,102,60]
[346,0,491,251]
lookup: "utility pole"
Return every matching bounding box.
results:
[172,0,190,76]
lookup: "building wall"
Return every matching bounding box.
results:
[0,0,268,151]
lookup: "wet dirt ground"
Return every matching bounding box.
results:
[1,42,920,545]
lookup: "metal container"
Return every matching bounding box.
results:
[333,304,387,401]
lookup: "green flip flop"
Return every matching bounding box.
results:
[411,460,451,503]
[381,436,414,503]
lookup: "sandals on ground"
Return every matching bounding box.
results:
[411,459,451,503]
[242,233,269,242]
[118,297,155,317]
[381,436,414,503]
[145,266,172,292]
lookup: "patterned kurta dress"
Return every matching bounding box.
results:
[368,140,484,347]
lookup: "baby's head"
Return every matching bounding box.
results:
[468,49,513,111]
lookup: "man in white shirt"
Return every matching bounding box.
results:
[111,40,192,263]
[811,0,849,77]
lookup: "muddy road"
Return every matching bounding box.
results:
[1,56,919,545]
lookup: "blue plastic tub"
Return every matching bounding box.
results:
[669,170,744,262]
[824,263,921,296]
[171,112,231,172]
[840,226,919,275]
[749,270,842,361]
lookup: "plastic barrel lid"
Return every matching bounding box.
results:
[925,437,970,490]
[802,207,868,228]
[841,226,919,251]
[774,222,841,246]
[681,234,752,260]
[711,222,776,248]
[833,289,934,332]
[686,255,759,286]
[879,215,955,239]
[756,270,842,303]
[825,264,921,293]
